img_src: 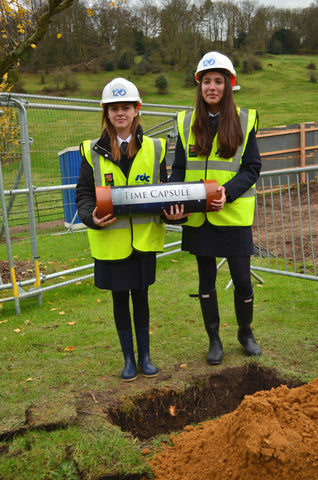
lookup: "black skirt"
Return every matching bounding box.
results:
[94,251,156,291]
[182,220,254,257]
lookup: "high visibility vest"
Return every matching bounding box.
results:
[178,107,258,227]
[82,136,166,260]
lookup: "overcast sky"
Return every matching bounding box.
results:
[255,0,314,7]
[150,0,316,9]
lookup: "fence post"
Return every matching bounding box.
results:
[300,123,306,183]
[0,155,21,314]
[5,97,43,307]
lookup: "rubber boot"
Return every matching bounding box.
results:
[234,292,262,356]
[199,289,223,365]
[135,327,159,377]
[117,329,138,381]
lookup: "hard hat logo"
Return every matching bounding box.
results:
[101,77,142,105]
[195,51,236,87]
[203,58,216,68]
[112,88,127,97]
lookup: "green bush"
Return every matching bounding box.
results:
[155,74,169,94]
[306,62,316,70]
[134,56,152,75]
[103,61,114,71]
[241,55,263,74]
[232,52,241,69]
[52,68,80,91]
[242,59,253,74]
[118,56,130,70]
[183,69,196,87]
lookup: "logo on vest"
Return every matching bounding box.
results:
[189,144,197,157]
[112,88,126,97]
[135,173,150,183]
[104,173,114,186]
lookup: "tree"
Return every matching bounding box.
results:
[25,1,101,71]
[159,0,205,67]
[302,3,318,51]
[135,0,160,39]
[0,0,127,81]
[0,0,76,80]
[267,27,300,54]
[247,7,273,54]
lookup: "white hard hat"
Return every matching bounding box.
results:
[195,51,236,86]
[101,77,142,106]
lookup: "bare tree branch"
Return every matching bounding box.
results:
[0,0,75,79]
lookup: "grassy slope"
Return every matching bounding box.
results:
[18,54,318,128]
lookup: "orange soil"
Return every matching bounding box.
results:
[150,378,318,480]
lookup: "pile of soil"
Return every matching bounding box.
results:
[150,378,318,480]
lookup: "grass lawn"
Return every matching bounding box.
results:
[0,249,317,479]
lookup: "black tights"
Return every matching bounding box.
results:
[196,255,253,298]
[111,288,149,331]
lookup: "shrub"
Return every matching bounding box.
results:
[104,61,114,71]
[151,65,161,74]
[183,69,196,88]
[52,68,79,92]
[251,57,263,71]
[10,81,26,93]
[0,74,20,166]
[232,52,241,69]
[118,56,130,70]
[155,75,169,94]
[306,62,316,70]
[241,55,263,74]
[242,59,253,74]
[134,56,152,75]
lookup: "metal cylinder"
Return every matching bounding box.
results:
[96,179,221,217]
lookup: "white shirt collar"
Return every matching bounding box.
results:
[117,134,132,145]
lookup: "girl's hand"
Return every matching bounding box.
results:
[92,206,117,227]
[209,185,227,212]
[163,204,192,221]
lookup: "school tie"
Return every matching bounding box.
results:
[209,116,219,136]
[121,141,128,153]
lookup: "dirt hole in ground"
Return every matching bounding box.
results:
[103,364,303,440]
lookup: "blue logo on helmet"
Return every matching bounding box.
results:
[112,88,126,97]
[203,58,216,67]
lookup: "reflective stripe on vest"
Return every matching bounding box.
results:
[83,136,166,260]
[178,108,257,227]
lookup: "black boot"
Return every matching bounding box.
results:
[117,329,138,381]
[234,292,262,356]
[135,327,159,377]
[199,289,223,365]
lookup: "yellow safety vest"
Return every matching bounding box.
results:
[178,107,257,227]
[82,136,166,260]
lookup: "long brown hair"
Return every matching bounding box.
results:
[192,72,243,159]
[101,103,140,161]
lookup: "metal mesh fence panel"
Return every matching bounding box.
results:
[0,93,317,314]
[0,94,182,312]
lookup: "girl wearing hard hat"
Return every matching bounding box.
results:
[76,78,167,381]
[165,52,262,365]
